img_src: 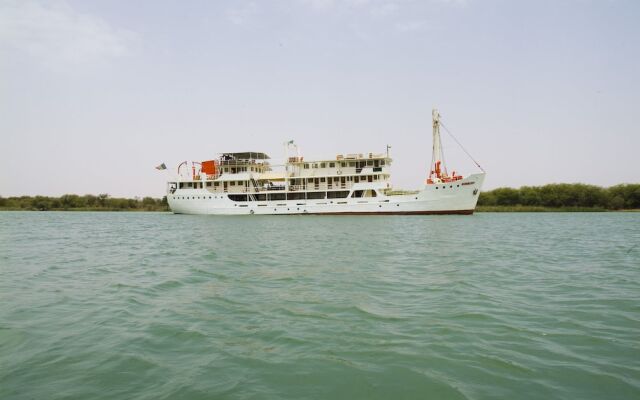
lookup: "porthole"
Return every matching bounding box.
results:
[397,204,400,207]
[436,187,438,190]
[457,185,460,187]
[450,186,452,188]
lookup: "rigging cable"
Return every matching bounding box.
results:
[439,120,485,173]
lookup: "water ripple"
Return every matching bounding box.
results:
[1,212,639,399]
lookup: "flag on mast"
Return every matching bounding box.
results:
[155,163,167,170]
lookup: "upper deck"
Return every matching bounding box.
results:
[170,150,393,196]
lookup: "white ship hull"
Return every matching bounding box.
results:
[168,173,485,215]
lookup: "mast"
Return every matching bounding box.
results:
[430,109,447,181]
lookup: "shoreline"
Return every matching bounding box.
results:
[1,207,638,213]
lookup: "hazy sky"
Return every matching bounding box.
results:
[1,0,638,198]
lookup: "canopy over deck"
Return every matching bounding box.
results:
[221,152,270,160]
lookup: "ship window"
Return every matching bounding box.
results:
[206,182,211,187]
[228,194,248,202]
[329,162,335,168]
[381,161,385,166]
[304,164,309,169]
[334,177,339,182]
[320,177,325,182]
[354,176,359,183]
[268,193,286,201]
[313,163,318,168]
[320,163,326,168]
[307,192,325,199]
[349,162,355,167]
[214,182,219,187]
[327,191,349,199]
[340,162,346,167]
[367,160,373,166]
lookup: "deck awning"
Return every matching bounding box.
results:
[221,152,270,160]
[258,172,286,181]
[215,172,252,181]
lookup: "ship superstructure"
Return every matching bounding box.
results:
[165,110,485,215]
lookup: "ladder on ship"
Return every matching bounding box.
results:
[248,178,260,201]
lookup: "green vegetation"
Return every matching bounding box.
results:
[477,183,640,211]
[0,194,169,211]
[2,184,639,212]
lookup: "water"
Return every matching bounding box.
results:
[1,212,639,399]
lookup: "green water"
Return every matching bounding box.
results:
[1,212,638,399]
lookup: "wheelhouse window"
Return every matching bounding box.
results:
[329,162,335,168]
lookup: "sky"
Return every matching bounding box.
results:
[1,0,638,198]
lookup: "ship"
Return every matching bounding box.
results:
[165,110,485,215]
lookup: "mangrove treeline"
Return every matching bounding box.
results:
[478,183,640,210]
[1,184,638,212]
[0,194,169,211]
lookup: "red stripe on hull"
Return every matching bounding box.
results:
[306,209,475,216]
